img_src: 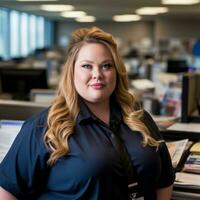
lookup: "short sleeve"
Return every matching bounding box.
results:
[157,143,176,188]
[141,110,175,188]
[0,119,49,199]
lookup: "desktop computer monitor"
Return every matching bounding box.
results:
[181,72,200,122]
[0,67,48,100]
[167,59,188,73]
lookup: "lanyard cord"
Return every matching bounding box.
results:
[110,132,135,184]
[109,131,138,200]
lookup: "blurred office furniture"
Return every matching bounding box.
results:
[0,99,48,162]
[33,48,50,59]
[30,89,56,104]
[139,55,155,80]
[130,79,158,113]
[161,82,182,117]
[144,64,152,80]
[139,63,154,80]
[124,48,139,59]
[181,72,200,123]
[0,99,48,120]
[0,60,16,68]
[161,72,200,199]
[0,67,48,101]
[167,59,188,73]
[131,79,155,94]
[124,58,140,80]
[161,124,200,200]
[11,57,25,64]
[142,95,160,115]
[192,39,200,70]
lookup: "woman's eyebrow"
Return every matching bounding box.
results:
[77,59,113,64]
[78,60,93,64]
[102,59,113,62]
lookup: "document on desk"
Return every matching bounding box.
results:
[0,120,24,162]
[166,139,190,168]
[175,172,200,188]
[167,123,200,133]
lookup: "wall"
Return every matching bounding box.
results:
[55,18,200,48]
[155,18,200,41]
[55,21,155,48]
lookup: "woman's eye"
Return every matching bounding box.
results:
[102,63,112,70]
[82,64,92,69]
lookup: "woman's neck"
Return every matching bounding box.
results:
[84,100,110,125]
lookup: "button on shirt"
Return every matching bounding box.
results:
[0,101,175,200]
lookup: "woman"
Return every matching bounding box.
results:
[0,27,175,200]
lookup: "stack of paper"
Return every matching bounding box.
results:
[0,120,24,162]
[175,172,200,188]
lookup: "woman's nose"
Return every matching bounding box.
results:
[92,67,102,80]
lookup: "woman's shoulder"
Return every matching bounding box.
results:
[18,108,49,145]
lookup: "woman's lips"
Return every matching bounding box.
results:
[90,83,105,89]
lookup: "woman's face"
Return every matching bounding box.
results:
[74,43,116,105]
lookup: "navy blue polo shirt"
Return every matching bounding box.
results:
[0,101,175,200]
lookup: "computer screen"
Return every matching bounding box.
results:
[167,59,188,73]
[0,67,48,100]
[181,72,200,122]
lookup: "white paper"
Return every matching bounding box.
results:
[175,172,200,186]
[0,121,23,162]
[166,139,189,168]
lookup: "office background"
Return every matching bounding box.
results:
[1,0,200,59]
[0,1,200,199]
[0,0,200,117]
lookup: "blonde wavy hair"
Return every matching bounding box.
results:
[44,27,159,165]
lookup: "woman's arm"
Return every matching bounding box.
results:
[0,187,17,200]
[157,184,173,200]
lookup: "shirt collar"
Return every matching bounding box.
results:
[110,100,122,125]
[76,100,95,124]
[76,98,122,126]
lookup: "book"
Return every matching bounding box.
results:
[183,153,200,173]
[190,142,200,153]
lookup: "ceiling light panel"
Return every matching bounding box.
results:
[75,16,96,22]
[61,11,86,18]
[113,14,141,22]
[136,7,168,15]
[40,5,74,12]
[162,0,199,5]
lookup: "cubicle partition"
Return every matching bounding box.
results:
[0,99,48,120]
